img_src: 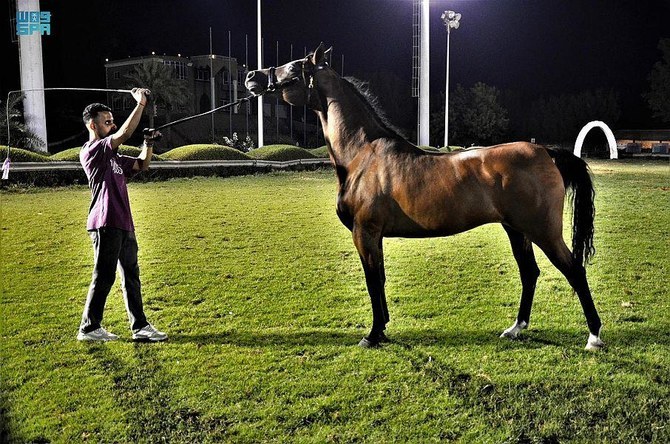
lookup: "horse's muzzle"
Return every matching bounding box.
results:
[245,70,267,94]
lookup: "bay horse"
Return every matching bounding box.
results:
[245,43,604,351]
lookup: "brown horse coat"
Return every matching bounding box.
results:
[245,43,603,350]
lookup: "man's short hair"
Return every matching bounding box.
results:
[82,103,112,124]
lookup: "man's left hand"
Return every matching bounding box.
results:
[143,129,162,145]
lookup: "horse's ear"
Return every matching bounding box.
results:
[311,42,327,64]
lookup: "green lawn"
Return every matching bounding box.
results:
[1,160,668,443]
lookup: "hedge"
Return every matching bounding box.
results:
[310,146,329,158]
[161,144,250,161]
[247,145,317,162]
[0,146,50,162]
[50,145,163,161]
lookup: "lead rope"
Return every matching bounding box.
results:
[149,94,257,133]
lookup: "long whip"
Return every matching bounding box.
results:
[2,88,260,179]
[3,88,134,177]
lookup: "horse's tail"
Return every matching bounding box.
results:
[546,148,596,266]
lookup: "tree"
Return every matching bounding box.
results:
[431,82,508,147]
[527,90,620,144]
[644,38,670,124]
[124,61,192,130]
[0,94,44,151]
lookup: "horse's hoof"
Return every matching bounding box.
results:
[359,331,389,348]
[358,336,380,348]
[500,320,527,339]
[585,333,605,351]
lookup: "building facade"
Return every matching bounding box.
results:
[105,54,245,119]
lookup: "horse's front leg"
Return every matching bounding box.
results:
[353,226,389,347]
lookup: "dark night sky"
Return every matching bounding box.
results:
[3,0,669,139]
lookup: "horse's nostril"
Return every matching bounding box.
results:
[246,71,255,80]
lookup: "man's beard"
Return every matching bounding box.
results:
[97,127,115,138]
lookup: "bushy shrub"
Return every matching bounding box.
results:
[50,147,80,161]
[0,146,49,162]
[247,145,317,161]
[310,146,330,158]
[161,144,251,161]
[49,145,162,161]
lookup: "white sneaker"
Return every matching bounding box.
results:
[132,324,168,342]
[77,327,119,342]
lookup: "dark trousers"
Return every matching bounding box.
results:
[80,228,149,333]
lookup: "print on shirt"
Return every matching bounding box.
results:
[110,158,124,175]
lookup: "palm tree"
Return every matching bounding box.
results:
[124,61,192,133]
[0,94,45,151]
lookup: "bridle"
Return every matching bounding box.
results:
[265,59,329,89]
[264,59,330,110]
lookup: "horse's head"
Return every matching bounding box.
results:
[245,43,332,108]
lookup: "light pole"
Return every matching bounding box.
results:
[257,0,264,147]
[441,10,461,149]
[418,0,430,147]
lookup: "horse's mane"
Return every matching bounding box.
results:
[341,77,408,141]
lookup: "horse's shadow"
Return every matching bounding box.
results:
[166,324,670,350]
[165,327,551,349]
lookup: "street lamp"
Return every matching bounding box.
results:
[441,10,461,149]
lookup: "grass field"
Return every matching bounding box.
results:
[1,160,668,443]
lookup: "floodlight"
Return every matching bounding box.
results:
[442,10,461,30]
[441,10,461,148]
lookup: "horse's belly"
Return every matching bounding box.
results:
[383,201,501,238]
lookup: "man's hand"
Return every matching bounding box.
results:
[134,129,160,171]
[131,88,151,106]
[143,129,162,146]
[111,88,151,149]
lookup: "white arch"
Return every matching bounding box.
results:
[574,121,618,159]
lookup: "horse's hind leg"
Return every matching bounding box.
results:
[500,225,540,339]
[378,239,390,327]
[353,226,389,347]
[536,237,604,351]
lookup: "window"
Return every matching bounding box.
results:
[164,60,187,80]
[196,67,210,81]
[238,70,247,86]
[111,96,122,111]
[221,68,230,85]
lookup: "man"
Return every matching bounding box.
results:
[77,87,166,342]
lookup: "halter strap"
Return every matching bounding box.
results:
[265,60,330,110]
[267,66,277,91]
[303,62,330,112]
